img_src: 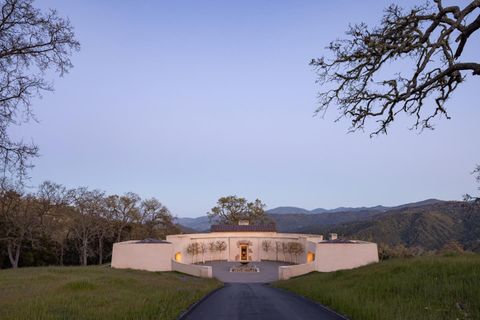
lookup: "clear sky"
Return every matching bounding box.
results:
[16,0,480,217]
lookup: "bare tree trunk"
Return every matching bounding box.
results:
[7,242,21,268]
[59,243,64,266]
[82,238,88,266]
[116,225,125,243]
[98,236,104,265]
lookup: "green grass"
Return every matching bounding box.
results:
[274,253,480,320]
[0,265,221,320]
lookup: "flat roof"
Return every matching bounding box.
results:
[319,239,367,244]
[210,224,277,232]
[135,238,171,244]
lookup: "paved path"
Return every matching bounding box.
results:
[181,283,346,320]
[203,261,292,283]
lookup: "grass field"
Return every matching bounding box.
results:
[274,253,480,320]
[0,266,221,320]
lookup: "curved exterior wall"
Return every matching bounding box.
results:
[166,232,323,264]
[315,241,379,272]
[111,240,173,272]
[111,232,379,277]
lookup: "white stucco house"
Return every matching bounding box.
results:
[111,222,379,280]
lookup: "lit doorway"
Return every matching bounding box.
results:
[307,251,315,262]
[175,252,182,262]
[240,245,248,261]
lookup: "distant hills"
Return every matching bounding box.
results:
[266,199,444,215]
[174,199,480,253]
[295,201,480,253]
[175,199,445,231]
[175,216,212,232]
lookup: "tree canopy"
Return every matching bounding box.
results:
[311,0,480,135]
[207,196,271,225]
[0,181,178,268]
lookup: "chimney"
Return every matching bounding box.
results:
[238,220,250,226]
[329,233,338,241]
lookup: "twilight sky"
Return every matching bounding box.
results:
[16,0,480,217]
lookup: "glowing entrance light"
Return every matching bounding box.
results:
[175,252,182,262]
[307,252,315,262]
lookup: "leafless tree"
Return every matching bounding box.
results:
[281,242,289,262]
[0,0,79,180]
[287,242,305,264]
[95,201,114,265]
[199,242,207,264]
[0,187,36,268]
[0,179,68,268]
[186,242,200,264]
[47,205,73,266]
[208,241,216,261]
[261,240,272,260]
[35,181,71,265]
[274,241,280,261]
[464,164,480,204]
[311,0,480,135]
[106,192,141,242]
[0,180,181,268]
[70,188,104,266]
[215,240,227,260]
[139,198,178,239]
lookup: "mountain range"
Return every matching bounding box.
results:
[175,199,444,231]
[174,199,480,253]
[266,199,444,215]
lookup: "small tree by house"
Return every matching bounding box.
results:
[215,240,227,260]
[208,241,216,261]
[274,241,280,261]
[199,242,208,264]
[288,242,305,264]
[286,242,294,262]
[281,242,288,262]
[186,242,200,264]
[261,240,272,260]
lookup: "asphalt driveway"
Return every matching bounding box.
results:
[180,283,346,320]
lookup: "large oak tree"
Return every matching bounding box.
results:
[207,196,271,225]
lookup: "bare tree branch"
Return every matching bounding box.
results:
[0,0,79,181]
[311,0,480,135]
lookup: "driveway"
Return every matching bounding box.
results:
[203,261,292,283]
[180,283,346,320]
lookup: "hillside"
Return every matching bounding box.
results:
[299,201,480,252]
[275,254,480,320]
[269,209,380,232]
[175,199,445,232]
[0,266,220,320]
[175,216,212,232]
[175,200,480,253]
[267,199,443,215]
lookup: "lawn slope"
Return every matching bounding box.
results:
[0,266,221,320]
[274,254,480,320]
